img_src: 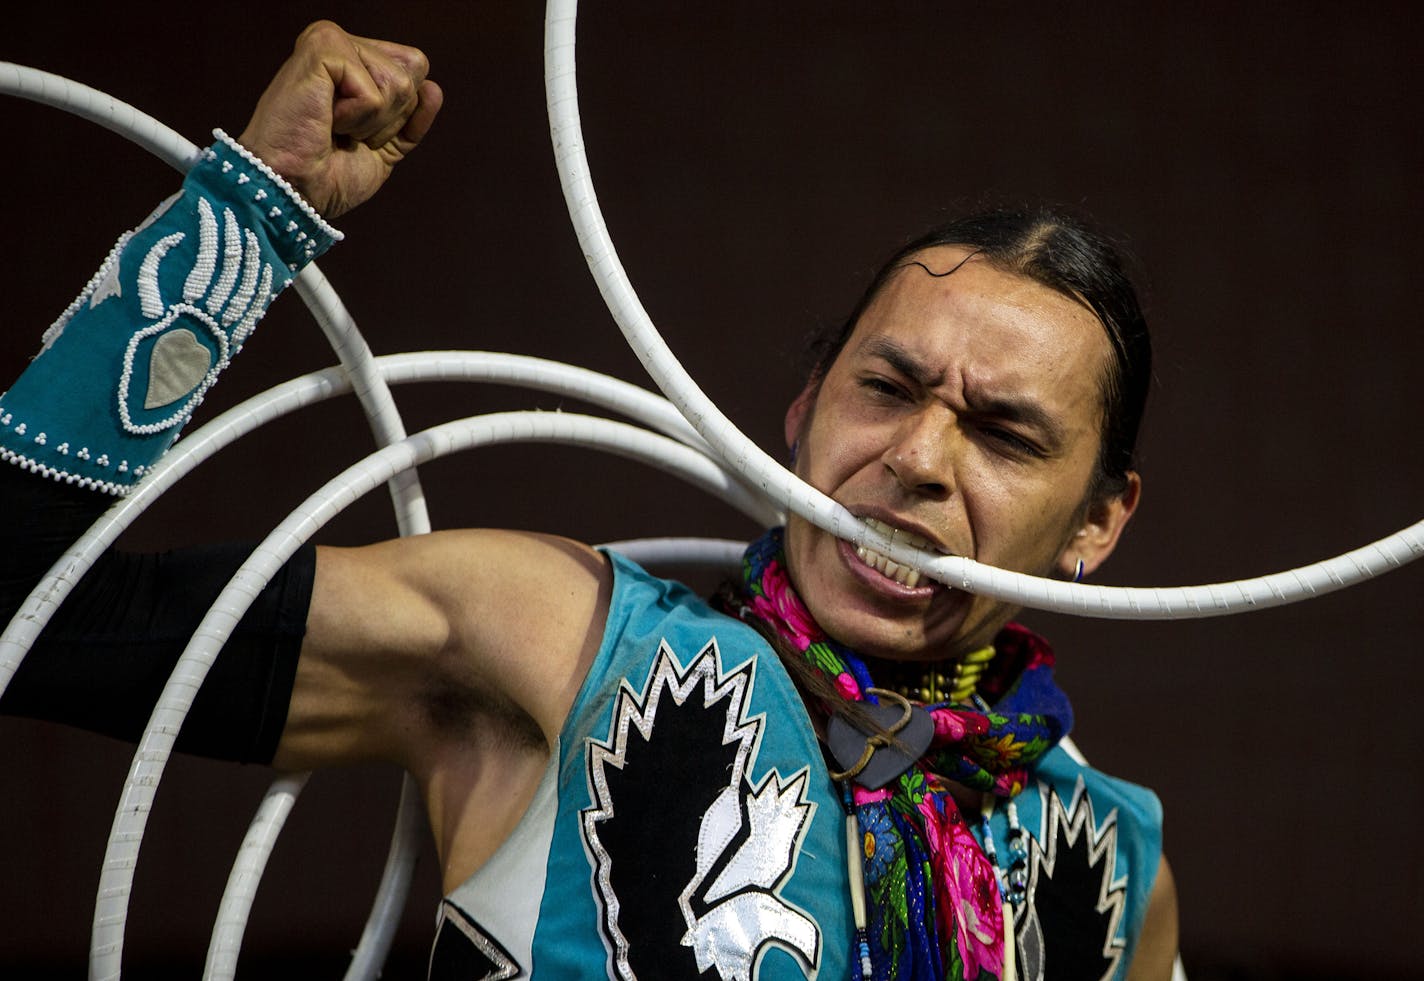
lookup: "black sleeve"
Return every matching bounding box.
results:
[0,465,314,764]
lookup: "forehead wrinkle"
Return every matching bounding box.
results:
[860,334,943,387]
[903,246,1115,435]
[851,251,1104,449]
[858,322,1072,453]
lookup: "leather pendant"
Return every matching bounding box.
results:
[827,698,934,790]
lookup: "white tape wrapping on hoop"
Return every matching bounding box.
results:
[91,407,794,974]
[0,350,771,699]
[204,772,310,977]
[0,340,770,979]
[3,12,1422,977]
[0,60,427,981]
[540,0,1424,618]
[601,537,748,572]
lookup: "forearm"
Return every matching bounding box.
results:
[0,134,336,761]
[0,131,338,493]
[0,22,440,765]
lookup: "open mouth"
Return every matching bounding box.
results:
[852,517,938,589]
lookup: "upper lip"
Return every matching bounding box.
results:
[847,505,955,556]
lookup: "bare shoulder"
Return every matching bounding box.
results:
[403,528,612,720]
[356,526,610,620]
[336,527,609,719]
[282,529,611,770]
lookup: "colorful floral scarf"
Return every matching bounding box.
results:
[721,528,1072,981]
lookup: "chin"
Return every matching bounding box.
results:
[818,612,954,663]
[841,606,1012,663]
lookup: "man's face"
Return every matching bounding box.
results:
[783,246,1137,661]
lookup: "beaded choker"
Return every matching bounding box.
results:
[875,645,997,705]
[722,527,1073,981]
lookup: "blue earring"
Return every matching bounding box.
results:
[1072,558,1085,583]
[789,439,799,466]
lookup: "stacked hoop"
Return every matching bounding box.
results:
[2,2,1421,976]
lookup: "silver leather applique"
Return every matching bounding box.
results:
[583,640,821,980]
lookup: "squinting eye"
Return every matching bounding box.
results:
[861,378,906,399]
[984,427,1043,458]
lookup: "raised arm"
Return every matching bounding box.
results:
[1,22,445,736]
[226,22,608,787]
[0,21,439,496]
[1,23,606,887]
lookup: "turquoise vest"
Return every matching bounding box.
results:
[434,552,1161,980]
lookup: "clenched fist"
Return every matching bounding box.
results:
[238,20,442,218]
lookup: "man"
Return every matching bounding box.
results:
[1,22,1176,980]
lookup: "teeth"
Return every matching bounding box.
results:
[854,518,932,588]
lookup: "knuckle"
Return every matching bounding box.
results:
[297,20,345,48]
[374,61,417,103]
[403,49,431,82]
[390,73,418,110]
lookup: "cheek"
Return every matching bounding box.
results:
[960,466,1072,560]
[797,417,876,491]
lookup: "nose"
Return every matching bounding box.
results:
[881,405,956,498]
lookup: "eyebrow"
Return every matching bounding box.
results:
[861,336,940,386]
[970,393,1067,452]
[860,336,1068,450]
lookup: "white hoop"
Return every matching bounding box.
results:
[1,5,1420,976]
[0,61,429,981]
[96,407,788,975]
[204,772,310,977]
[541,0,1424,619]
[0,336,775,976]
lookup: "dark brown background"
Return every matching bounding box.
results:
[4,3,1423,978]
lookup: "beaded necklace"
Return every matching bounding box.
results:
[875,644,997,705]
[722,528,1072,981]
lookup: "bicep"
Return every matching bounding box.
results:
[273,529,610,771]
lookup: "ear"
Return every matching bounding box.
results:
[784,382,817,455]
[1056,472,1141,579]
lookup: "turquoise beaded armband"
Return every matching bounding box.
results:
[0,129,341,494]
